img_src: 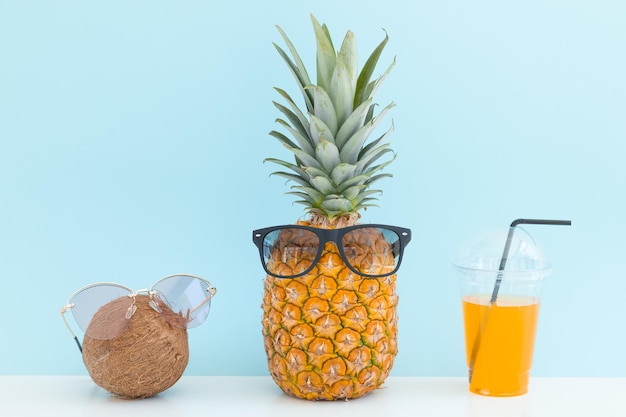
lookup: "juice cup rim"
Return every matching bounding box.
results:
[453,259,552,280]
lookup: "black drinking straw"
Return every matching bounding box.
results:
[489,219,572,304]
[468,218,572,383]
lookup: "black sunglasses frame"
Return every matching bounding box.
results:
[252,224,411,279]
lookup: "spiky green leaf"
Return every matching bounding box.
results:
[315,139,341,172]
[307,86,338,135]
[364,57,396,102]
[269,128,300,150]
[311,15,336,93]
[335,98,373,149]
[356,201,380,210]
[329,60,356,129]
[272,120,315,156]
[302,166,331,180]
[289,146,324,169]
[354,30,389,107]
[339,102,395,164]
[269,171,309,186]
[330,163,356,186]
[365,173,393,186]
[335,174,369,192]
[273,88,310,135]
[341,185,364,200]
[320,197,354,213]
[309,175,336,194]
[275,26,312,85]
[289,189,323,202]
[273,43,313,112]
[275,25,313,111]
[330,32,357,127]
[309,114,336,147]
[358,127,388,158]
[357,148,395,175]
[353,189,383,205]
[264,157,305,176]
[273,102,308,140]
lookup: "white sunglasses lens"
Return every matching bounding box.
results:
[152,275,213,329]
[70,285,131,340]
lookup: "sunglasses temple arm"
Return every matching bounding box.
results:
[73,337,83,353]
[188,288,217,316]
[61,308,83,353]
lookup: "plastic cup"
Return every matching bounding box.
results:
[454,226,552,397]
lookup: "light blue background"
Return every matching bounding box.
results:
[1,0,624,377]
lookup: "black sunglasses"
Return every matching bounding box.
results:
[252,224,411,279]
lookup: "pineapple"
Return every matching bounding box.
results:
[259,15,402,400]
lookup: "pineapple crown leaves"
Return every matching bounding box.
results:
[267,14,397,219]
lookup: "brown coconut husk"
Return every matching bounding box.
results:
[82,294,189,399]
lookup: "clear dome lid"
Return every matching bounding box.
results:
[453,226,552,278]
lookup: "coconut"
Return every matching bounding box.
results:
[82,294,189,399]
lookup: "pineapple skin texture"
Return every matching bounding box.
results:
[261,223,399,400]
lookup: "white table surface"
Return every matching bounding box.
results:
[1,376,625,416]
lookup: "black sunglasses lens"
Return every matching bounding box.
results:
[262,228,320,277]
[341,227,402,277]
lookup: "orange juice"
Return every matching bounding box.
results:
[462,294,540,396]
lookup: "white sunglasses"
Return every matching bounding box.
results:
[61,274,217,352]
